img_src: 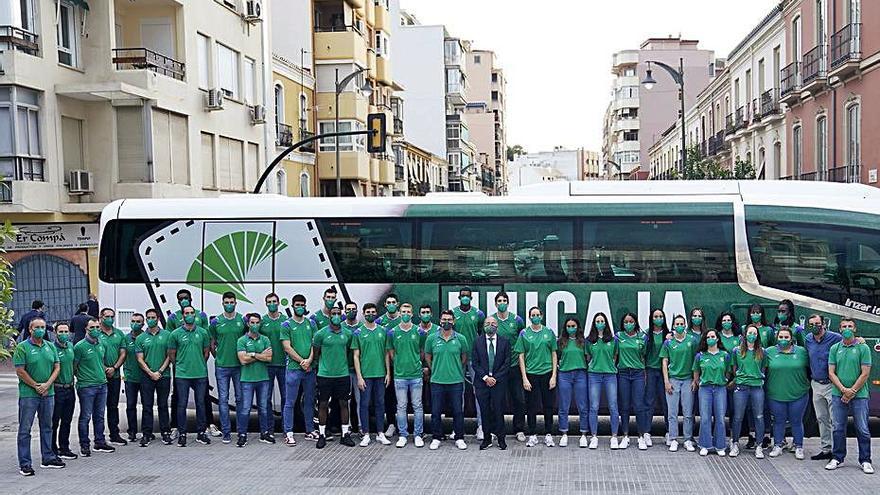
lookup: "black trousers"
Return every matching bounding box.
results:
[476,380,507,439]
[507,371,526,434]
[124,381,141,436]
[141,377,171,436]
[525,372,554,436]
[52,386,75,452]
[106,376,122,437]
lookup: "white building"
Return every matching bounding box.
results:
[508,148,592,188]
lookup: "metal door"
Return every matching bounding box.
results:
[11,254,89,327]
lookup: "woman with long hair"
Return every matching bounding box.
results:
[660,314,698,452]
[745,302,775,449]
[555,317,589,448]
[765,326,810,460]
[688,307,708,341]
[586,312,619,449]
[716,311,743,443]
[616,312,648,450]
[515,307,558,448]
[643,308,668,448]
[693,329,731,456]
[730,324,767,459]
[773,299,805,346]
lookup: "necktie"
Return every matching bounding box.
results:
[488,337,495,370]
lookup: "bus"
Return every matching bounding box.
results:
[98,180,880,419]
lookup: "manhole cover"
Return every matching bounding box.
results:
[117,476,160,485]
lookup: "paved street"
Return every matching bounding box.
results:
[1,374,878,494]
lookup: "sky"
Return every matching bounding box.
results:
[399,0,777,154]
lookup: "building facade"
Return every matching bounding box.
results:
[465,49,507,195]
[508,148,594,188]
[581,150,602,179]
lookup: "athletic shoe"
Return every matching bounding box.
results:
[610,437,619,450]
[19,466,34,476]
[237,435,247,448]
[414,436,425,448]
[170,428,179,440]
[729,444,740,457]
[396,437,407,448]
[360,434,372,447]
[717,449,726,457]
[811,450,833,460]
[304,431,320,442]
[755,447,765,459]
[429,439,441,450]
[619,436,630,449]
[209,424,221,437]
[668,440,679,452]
[544,434,555,447]
[745,436,756,450]
[93,443,115,453]
[825,459,841,470]
[140,436,151,448]
[761,436,771,449]
[222,433,232,444]
[769,446,784,458]
[109,435,128,446]
[637,437,647,450]
[161,433,173,445]
[526,435,538,447]
[579,435,588,448]
[862,462,874,474]
[127,432,138,443]
[196,433,211,445]
[558,434,568,447]
[377,433,392,446]
[80,447,91,457]
[589,436,599,449]
[795,448,804,460]
[284,434,297,447]
[476,425,484,441]
[516,432,527,442]
[700,448,709,456]
[260,433,276,444]
[384,424,397,437]
[40,459,65,469]
[643,433,652,447]
[340,433,356,447]
[58,450,78,460]
[455,439,467,450]
[316,434,326,449]
[177,436,187,448]
[684,440,696,452]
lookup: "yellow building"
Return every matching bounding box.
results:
[272,57,318,197]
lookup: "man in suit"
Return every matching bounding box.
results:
[70,304,91,344]
[471,316,510,450]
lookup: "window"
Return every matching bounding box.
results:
[318,121,360,152]
[57,1,80,67]
[846,103,860,172]
[0,86,43,181]
[320,219,415,283]
[623,130,638,141]
[623,68,636,77]
[116,105,147,182]
[793,16,802,62]
[217,43,240,99]
[816,0,827,45]
[299,171,310,197]
[746,217,880,307]
[201,132,215,188]
[773,46,781,90]
[848,0,861,24]
[491,91,499,101]
[61,116,84,177]
[491,73,498,83]
[816,115,827,177]
[773,142,782,178]
[197,33,210,89]
[151,108,189,185]
[275,169,287,196]
[299,94,308,129]
[243,57,256,105]
[792,125,802,177]
[446,68,463,94]
[99,219,171,283]
[474,54,481,64]
[217,135,245,191]
[274,83,284,128]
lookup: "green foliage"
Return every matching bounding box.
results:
[506,145,526,162]
[0,220,17,360]
[674,146,755,180]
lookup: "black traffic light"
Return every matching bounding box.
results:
[366,112,387,154]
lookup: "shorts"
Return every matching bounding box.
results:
[317,376,351,402]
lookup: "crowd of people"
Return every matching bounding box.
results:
[12,287,874,477]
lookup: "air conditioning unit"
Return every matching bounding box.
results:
[206,88,224,111]
[251,104,266,124]
[68,169,93,194]
[244,0,263,22]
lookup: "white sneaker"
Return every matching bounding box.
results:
[795,447,804,460]
[559,434,568,447]
[414,436,425,448]
[825,459,842,470]
[170,428,179,440]
[360,434,371,447]
[377,433,392,446]
[637,437,647,450]
[717,449,726,457]
[700,448,709,456]
[610,436,619,450]
[544,434,555,447]
[589,436,599,449]
[862,462,874,474]
[643,433,653,447]
[526,435,538,447]
[395,437,407,448]
[429,439,441,450]
[209,424,221,437]
[785,439,795,452]
[769,445,784,458]
[684,440,696,452]
[755,447,765,459]
[665,435,672,447]
[455,439,467,450]
[729,444,740,457]
[579,435,588,448]
[384,424,397,437]
[669,440,679,452]
[619,436,630,449]
[475,425,484,441]
[516,432,526,442]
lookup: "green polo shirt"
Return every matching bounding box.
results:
[493,312,525,366]
[168,326,210,379]
[586,336,618,374]
[379,314,401,330]
[310,309,332,330]
[260,313,288,367]
[386,324,427,379]
[557,338,587,372]
[351,325,388,379]
[513,326,557,375]
[135,329,172,377]
[732,348,766,387]
[99,327,126,379]
[280,317,316,371]
[452,306,484,356]
[829,341,872,399]
[54,341,75,386]
[617,331,647,370]
[122,331,143,383]
[693,350,731,386]
[313,327,353,378]
[659,336,698,380]
[14,339,59,398]
[425,331,468,384]
[73,337,107,388]
[720,333,741,354]
[208,314,246,368]
[645,330,666,369]
[765,345,810,402]
[237,333,271,382]
[166,308,209,331]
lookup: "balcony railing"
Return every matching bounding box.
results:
[725,113,736,135]
[0,25,39,55]
[111,48,185,81]
[802,45,827,85]
[0,179,11,203]
[830,23,861,70]
[707,131,729,156]
[800,171,818,181]
[780,62,801,97]
[276,123,293,147]
[760,88,780,117]
[779,175,794,180]
[299,128,315,153]
[827,165,859,183]
[734,106,746,131]
[393,117,403,135]
[751,99,761,124]
[315,23,362,35]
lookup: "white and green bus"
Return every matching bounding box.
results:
[98,180,880,416]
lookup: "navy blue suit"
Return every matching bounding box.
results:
[471,334,510,438]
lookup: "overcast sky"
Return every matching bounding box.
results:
[400,0,777,154]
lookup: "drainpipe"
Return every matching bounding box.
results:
[260,1,275,193]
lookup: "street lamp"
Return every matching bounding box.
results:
[335,67,373,197]
[642,59,687,177]
[605,158,622,181]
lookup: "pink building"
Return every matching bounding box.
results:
[781,0,878,186]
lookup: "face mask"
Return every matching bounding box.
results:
[57,333,70,343]
[777,337,791,347]
[673,325,686,334]
[777,312,788,322]
[146,318,158,328]
[721,321,733,331]
[691,316,703,326]
[420,314,432,323]
[267,303,279,313]
[565,326,577,335]
[346,310,357,320]
[746,334,758,344]
[401,314,412,323]
[324,298,336,309]
[484,325,498,335]
[706,337,718,347]
[365,314,377,323]
[652,317,664,327]
[441,321,453,331]
[88,328,100,339]
[624,322,636,333]
[249,323,261,332]
[530,316,542,325]
[497,303,508,312]
[750,313,762,323]
[809,324,822,335]
[294,306,306,317]
[179,298,190,308]
[386,304,398,314]
[842,329,854,340]
[102,317,115,327]
[330,315,342,326]
[130,322,144,332]
[595,322,606,331]
[184,315,196,325]
[32,327,46,339]
[223,303,236,313]
[459,296,471,306]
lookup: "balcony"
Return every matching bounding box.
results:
[277,123,293,147]
[725,113,736,135]
[376,56,392,85]
[734,106,747,132]
[750,99,761,125]
[313,25,368,66]
[0,26,39,56]
[801,45,827,94]
[707,132,729,156]
[300,128,315,153]
[0,180,11,203]
[111,48,185,81]
[393,117,403,136]
[830,23,861,80]
[800,171,818,181]
[780,62,801,105]
[318,151,370,181]
[760,88,781,118]
[827,165,859,183]
[374,3,389,31]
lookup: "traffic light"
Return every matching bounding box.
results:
[366,112,387,153]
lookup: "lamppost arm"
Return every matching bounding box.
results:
[646,60,684,86]
[336,67,369,93]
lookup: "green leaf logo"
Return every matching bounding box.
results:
[186,231,287,303]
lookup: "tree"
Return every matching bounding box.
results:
[733,157,756,179]
[0,220,17,359]
[673,145,757,180]
[506,145,526,162]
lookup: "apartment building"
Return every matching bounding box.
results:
[509,148,593,188]
[603,37,715,178]
[581,150,602,180]
[465,49,507,195]
[780,0,877,186]
[1,0,269,320]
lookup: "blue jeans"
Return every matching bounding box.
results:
[18,396,56,468]
[394,378,424,437]
[589,372,619,435]
[283,368,316,434]
[732,385,764,443]
[77,384,107,447]
[175,377,208,436]
[832,396,872,464]
[666,378,694,441]
[359,377,386,434]
[350,371,365,432]
[215,366,242,436]
[768,394,808,448]
[557,370,588,433]
[698,385,727,451]
[239,380,271,435]
[266,365,286,426]
[52,386,76,453]
[465,362,482,428]
[644,367,666,434]
[431,382,464,439]
[618,368,648,436]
